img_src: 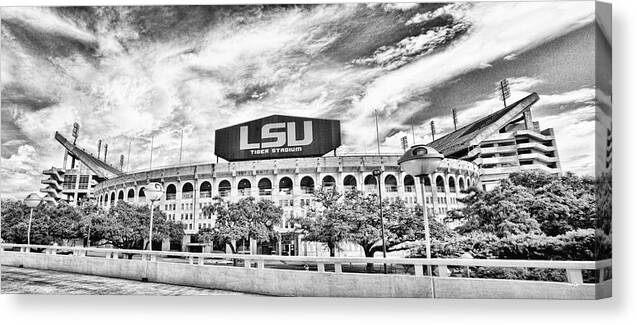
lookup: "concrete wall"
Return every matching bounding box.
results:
[1,251,610,299]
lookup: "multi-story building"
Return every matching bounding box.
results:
[428,92,562,191]
[40,91,564,255]
[92,155,480,255]
[40,132,124,205]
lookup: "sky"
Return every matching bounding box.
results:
[1,2,606,200]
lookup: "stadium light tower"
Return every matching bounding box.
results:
[397,145,443,298]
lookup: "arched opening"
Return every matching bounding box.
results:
[458,177,465,191]
[300,176,314,194]
[182,183,194,199]
[449,176,456,193]
[104,193,109,206]
[424,176,432,192]
[404,175,415,193]
[166,184,177,200]
[110,191,116,206]
[322,175,336,190]
[436,175,445,193]
[364,174,377,193]
[384,175,397,192]
[258,178,272,196]
[279,177,293,194]
[218,180,231,197]
[118,190,124,201]
[238,179,251,196]
[200,181,212,198]
[138,187,146,203]
[343,175,357,191]
[127,189,135,202]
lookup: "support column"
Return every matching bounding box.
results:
[161,238,170,251]
[250,237,257,255]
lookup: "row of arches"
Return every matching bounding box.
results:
[98,173,476,206]
[100,187,146,207]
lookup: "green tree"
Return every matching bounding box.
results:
[198,197,282,254]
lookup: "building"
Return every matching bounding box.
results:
[40,91,563,255]
[428,92,562,191]
[40,132,124,205]
[92,155,480,255]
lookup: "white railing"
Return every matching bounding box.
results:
[0,244,611,285]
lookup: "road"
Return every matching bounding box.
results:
[0,265,249,295]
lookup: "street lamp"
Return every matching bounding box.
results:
[397,145,443,298]
[144,182,164,251]
[24,193,43,247]
[372,169,387,274]
[85,197,97,247]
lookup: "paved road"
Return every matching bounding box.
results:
[0,265,249,295]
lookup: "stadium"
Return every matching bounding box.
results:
[41,92,561,256]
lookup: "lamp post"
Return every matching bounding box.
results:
[372,169,387,274]
[85,197,97,247]
[24,193,43,247]
[398,145,443,298]
[144,183,164,251]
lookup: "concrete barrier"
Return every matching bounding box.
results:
[0,244,612,299]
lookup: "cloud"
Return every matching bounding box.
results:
[0,144,42,200]
[539,106,595,175]
[352,21,469,70]
[0,4,599,197]
[504,53,518,61]
[351,1,594,129]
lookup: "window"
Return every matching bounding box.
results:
[278,177,293,194]
[343,175,357,192]
[384,175,398,193]
[218,180,231,197]
[238,179,251,196]
[322,176,336,190]
[200,181,212,198]
[258,178,272,196]
[63,175,76,189]
[404,175,415,193]
[166,184,177,200]
[78,175,89,189]
[182,183,194,199]
[300,176,315,194]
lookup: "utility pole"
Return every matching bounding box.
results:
[179,129,184,166]
[149,136,154,170]
[374,110,381,155]
[430,120,436,141]
[97,139,102,160]
[127,140,132,172]
[452,109,458,131]
[410,115,416,144]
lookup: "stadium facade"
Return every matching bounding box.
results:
[40,92,562,256]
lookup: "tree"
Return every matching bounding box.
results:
[448,171,596,237]
[198,197,282,254]
[91,201,184,251]
[1,200,83,245]
[1,200,32,244]
[292,191,352,257]
[297,190,432,267]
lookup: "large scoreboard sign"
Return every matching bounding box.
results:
[215,115,341,161]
